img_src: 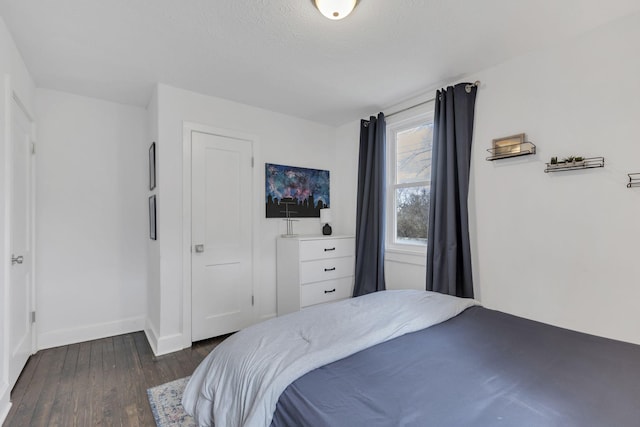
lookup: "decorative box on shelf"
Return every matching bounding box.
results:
[486,133,536,161]
[276,235,355,316]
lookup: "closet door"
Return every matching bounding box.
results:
[9,97,35,387]
[191,131,254,341]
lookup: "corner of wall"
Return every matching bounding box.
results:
[146,82,161,351]
[144,318,185,357]
[155,334,185,356]
[144,319,159,355]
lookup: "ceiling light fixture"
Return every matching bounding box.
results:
[314,0,358,20]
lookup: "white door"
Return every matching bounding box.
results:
[191,131,254,341]
[9,98,34,387]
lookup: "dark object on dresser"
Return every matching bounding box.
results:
[322,223,332,235]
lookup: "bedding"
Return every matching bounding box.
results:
[272,306,640,427]
[184,289,640,427]
[182,290,477,427]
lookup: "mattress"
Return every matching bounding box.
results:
[272,306,640,427]
[182,290,476,427]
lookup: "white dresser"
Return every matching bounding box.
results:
[276,235,355,316]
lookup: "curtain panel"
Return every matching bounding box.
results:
[354,113,386,297]
[426,83,477,298]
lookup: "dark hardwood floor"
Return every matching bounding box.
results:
[3,331,227,427]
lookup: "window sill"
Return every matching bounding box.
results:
[385,246,426,266]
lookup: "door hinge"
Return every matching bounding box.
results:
[251,157,254,168]
[31,311,36,323]
[31,142,36,155]
[251,295,254,306]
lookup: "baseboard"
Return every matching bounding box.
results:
[144,320,160,355]
[0,381,11,426]
[260,313,277,321]
[37,315,146,350]
[154,333,184,356]
[144,320,186,356]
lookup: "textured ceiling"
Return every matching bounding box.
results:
[1,0,639,125]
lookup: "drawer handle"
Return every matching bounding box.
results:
[324,288,336,294]
[324,267,336,272]
[324,247,336,252]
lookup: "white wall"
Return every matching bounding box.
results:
[469,12,640,344]
[333,122,359,237]
[35,89,148,349]
[148,84,337,355]
[336,12,640,345]
[0,15,36,424]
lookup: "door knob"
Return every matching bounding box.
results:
[194,244,204,253]
[11,255,23,265]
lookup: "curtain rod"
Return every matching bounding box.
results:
[385,97,435,118]
[384,81,480,119]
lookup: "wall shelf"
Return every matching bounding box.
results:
[544,157,604,173]
[486,141,536,161]
[627,173,640,188]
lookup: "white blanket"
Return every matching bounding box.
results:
[182,290,478,427]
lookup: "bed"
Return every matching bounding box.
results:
[182,290,640,427]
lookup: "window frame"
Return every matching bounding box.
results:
[385,104,435,255]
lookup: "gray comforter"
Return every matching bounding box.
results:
[183,290,475,427]
[272,306,640,427]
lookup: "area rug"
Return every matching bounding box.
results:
[147,377,196,427]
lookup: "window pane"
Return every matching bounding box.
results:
[395,186,429,245]
[396,123,433,184]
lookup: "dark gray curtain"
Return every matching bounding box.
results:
[426,83,477,298]
[353,113,386,297]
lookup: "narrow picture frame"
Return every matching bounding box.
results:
[149,195,157,240]
[149,142,156,190]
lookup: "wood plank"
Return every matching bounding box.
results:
[127,333,157,426]
[88,338,105,427]
[4,351,42,426]
[173,344,198,376]
[133,331,162,389]
[7,351,41,412]
[154,352,181,385]
[113,334,140,427]
[68,340,92,427]
[100,336,120,426]
[28,346,68,426]
[47,343,80,426]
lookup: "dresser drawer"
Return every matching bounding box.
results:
[277,235,355,316]
[299,238,355,261]
[301,277,353,308]
[300,256,354,284]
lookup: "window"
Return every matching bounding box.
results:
[386,105,434,252]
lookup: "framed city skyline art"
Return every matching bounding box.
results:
[265,163,330,218]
